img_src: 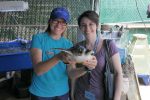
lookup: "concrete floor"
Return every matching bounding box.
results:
[139,85,150,100]
[0,75,149,100]
[0,89,30,100]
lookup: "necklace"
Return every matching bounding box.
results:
[84,35,100,55]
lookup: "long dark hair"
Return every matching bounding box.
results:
[45,19,51,33]
[78,10,99,26]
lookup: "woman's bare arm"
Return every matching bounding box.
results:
[31,48,61,76]
[111,53,123,100]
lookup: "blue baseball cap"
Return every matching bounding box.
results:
[50,7,70,23]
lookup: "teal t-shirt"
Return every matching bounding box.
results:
[29,32,73,97]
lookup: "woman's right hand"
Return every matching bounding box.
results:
[82,56,97,70]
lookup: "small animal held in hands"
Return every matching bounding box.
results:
[52,45,94,63]
[53,45,94,100]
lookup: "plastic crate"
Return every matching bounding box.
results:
[0,40,22,49]
[0,52,32,72]
[118,48,127,64]
[138,74,150,85]
[0,40,32,72]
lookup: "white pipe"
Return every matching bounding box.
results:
[0,71,15,83]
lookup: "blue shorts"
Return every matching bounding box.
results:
[31,92,69,100]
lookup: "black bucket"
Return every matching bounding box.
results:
[14,81,30,98]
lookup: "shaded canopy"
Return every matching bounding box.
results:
[100,0,150,23]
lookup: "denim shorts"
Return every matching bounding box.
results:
[31,92,69,100]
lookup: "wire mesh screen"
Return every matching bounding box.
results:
[100,0,150,23]
[0,0,92,44]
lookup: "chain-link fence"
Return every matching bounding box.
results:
[0,0,92,44]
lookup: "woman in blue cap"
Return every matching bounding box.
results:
[29,7,73,100]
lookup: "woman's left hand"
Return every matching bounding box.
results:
[82,56,97,70]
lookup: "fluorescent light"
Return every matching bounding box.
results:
[0,1,29,12]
